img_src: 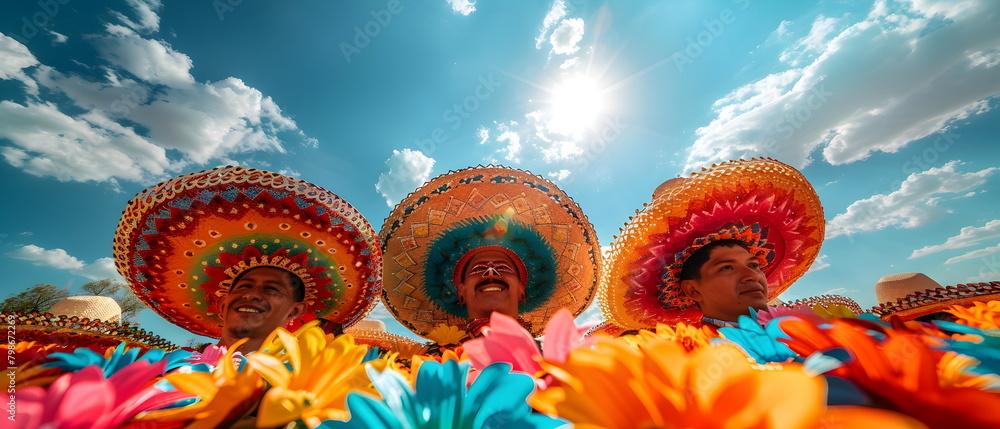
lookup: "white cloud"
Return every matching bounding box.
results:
[0,100,170,183]
[376,149,436,208]
[445,0,476,16]
[547,169,571,181]
[549,18,585,55]
[48,31,68,44]
[685,1,1000,171]
[7,245,84,270]
[910,219,1000,258]
[827,162,996,238]
[964,272,1000,283]
[536,0,568,49]
[476,126,489,144]
[1,5,306,185]
[946,243,1000,264]
[806,254,831,272]
[779,15,841,66]
[95,24,194,87]
[6,245,121,280]
[111,0,163,33]
[0,33,40,94]
[495,123,522,163]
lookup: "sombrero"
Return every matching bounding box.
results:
[781,295,864,316]
[7,296,177,353]
[870,272,1000,321]
[380,165,602,338]
[113,166,382,338]
[600,158,825,330]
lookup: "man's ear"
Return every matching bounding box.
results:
[287,302,306,321]
[680,279,702,302]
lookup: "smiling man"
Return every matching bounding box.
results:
[455,247,527,320]
[380,166,602,343]
[114,166,383,354]
[218,266,307,354]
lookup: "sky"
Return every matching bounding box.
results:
[1,0,998,346]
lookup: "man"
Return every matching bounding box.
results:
[380,166,602,343]
[600,158,826,330]
[218,266,307,354]
[679,239,769,325]
[456,247,526,320]
[114,166,383,353]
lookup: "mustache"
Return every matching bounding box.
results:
[476,279,509,289]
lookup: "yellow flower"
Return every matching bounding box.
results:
[535,335,896,429]
[247,323,378,428]
[139,338,264,429]
[946,301,1000,329]
[937,351,1000,390]
[633,322,717,352]
[426,323,469,345]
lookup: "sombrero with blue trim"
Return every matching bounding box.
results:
[113,166,383,338]
[600,158,825,330]
[380,165,602,338]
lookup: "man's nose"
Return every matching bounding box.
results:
[482,268,502,279]
[241,285,264,300]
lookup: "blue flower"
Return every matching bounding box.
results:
[320,360,566,429]
[44,342,192,377]
[715,314,799,364]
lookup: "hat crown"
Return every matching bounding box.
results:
[874,272,943,304]
[49,296,122,323]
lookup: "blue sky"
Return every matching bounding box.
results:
[1,0,998,346]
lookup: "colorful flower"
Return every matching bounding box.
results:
[14,360,191,429]
[137,338,265,428]
[779,317,1000,428]
[426,322,470,346]
[321,360,566,429]
[246,322,380,428]
[946,301,1000,330]
[716,315,798,364]
[44,342,192,377]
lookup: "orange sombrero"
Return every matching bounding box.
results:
[600,158,825,330]
[870,272,1000,321]
[380,165,602,338]
[113,166,383,338]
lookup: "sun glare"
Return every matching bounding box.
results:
[547,75,608,138]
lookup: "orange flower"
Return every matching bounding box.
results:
[533,336,827,428]
[779,317,1000,428]
[946,301,1000,330]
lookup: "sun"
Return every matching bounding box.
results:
[546,75,609,138]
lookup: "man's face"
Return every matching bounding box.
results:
[680,245,769,322]
[220,267,305,340]
[460,250,523,319]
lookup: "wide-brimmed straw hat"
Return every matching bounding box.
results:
[7,296,177,352]
[113,166,383,338]
[600,158,825,330]
[380,165,602,338]
[870,272,1000,321]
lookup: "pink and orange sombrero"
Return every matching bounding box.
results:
[600,158,826,330]
[113,166,383,338]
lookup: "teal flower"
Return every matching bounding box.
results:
[321,360,566,429]
[715,314,799,364]
[44,342,192,376]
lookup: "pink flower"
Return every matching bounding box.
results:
[463,308,595,389]
[14,361,192,429]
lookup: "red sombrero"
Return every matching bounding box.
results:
[113,166,383,338]
[600,158,825,330]
[380,165,602,338]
